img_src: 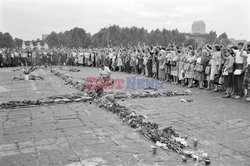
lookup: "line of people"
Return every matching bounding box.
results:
[0,42,250,101]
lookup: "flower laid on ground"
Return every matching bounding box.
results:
[22,66,37,75]
[50,68,87,91]
[94,92,210,163]
[12,68,22,72]
[69,67,80,72]
[13,74,44,81]
[0,93,92,109]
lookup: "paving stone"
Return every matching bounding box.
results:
[61,126,91,136]
[4,125,32,135]
[80,133,98,140]
[1,67,250,166]
[57,119,83,129]
[2,132,33,144]
[71,144,95,157]
[43,149,72,165]
[116,154,141,166]
[32,123,57,131]
[0,152,37,166]
[34,130,63,140]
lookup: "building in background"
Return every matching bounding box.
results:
[184,21,207,44]
[42,34,48,40]
[192,21,205,34]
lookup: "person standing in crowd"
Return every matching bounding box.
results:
[124,51,131,73]
[13,50,20,66]
[194,48,210,89]
[154,47,160,79]
[165,50,171,82]
[185,46,196,88]
[240,43,250,101]
[92,50,96,67]
[117,50,123,72]
[0,50,3,67]
[86,50,92,67]
[178,48,186,86]
[171,47,179,84]
[78,51,84,66]
[31,51,36,66]
[233,42,247,99]
[211,45,222,92]
[111,51,117,71]
[1,41,249,102]
[129,50,134,73]
[147,48,153,77]
[20,50,27,66]
[152,52,157,78]
[158,49,166,80]
[27,51,32,66]
[107,50,112,70]
[222,49,235,98]
[130,49,136,74]
[143,50,148,76]
[204,45,221,91]
[138,50,144,75]
[10,51,14,67]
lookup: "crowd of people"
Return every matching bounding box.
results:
[0,42,250,101]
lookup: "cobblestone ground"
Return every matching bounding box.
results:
[0,66,249,166]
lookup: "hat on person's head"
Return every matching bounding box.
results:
[202,50,208,56]
[214,45,221,51]
[232,45,238,50]
[238,42,244,46]
[206,45,212,50]
[228,49,235,56]
[159,49,165,55]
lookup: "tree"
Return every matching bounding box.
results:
[14,38,23,48]
[0,32,14,48]
[45,27,92,48]
[172,29,186,45]
[45,32,59,47]
[215,32,232,45]
[204,31,217,44]
[90,25,189,47]
[0,26,234,49]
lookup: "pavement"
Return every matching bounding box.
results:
[0,66,249,166]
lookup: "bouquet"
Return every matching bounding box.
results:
[22,66,37,75]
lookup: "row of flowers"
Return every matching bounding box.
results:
[94,93,210,164]
[48,67,210,164]
[51,68,87,91]
[0,93,92,109]
[13,75,44,81]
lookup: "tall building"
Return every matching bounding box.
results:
[42,34,48,40]
[192,21,205,34]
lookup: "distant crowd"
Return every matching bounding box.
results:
[0,42,250,101]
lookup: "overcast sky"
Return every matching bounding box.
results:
[0,0,249,41]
